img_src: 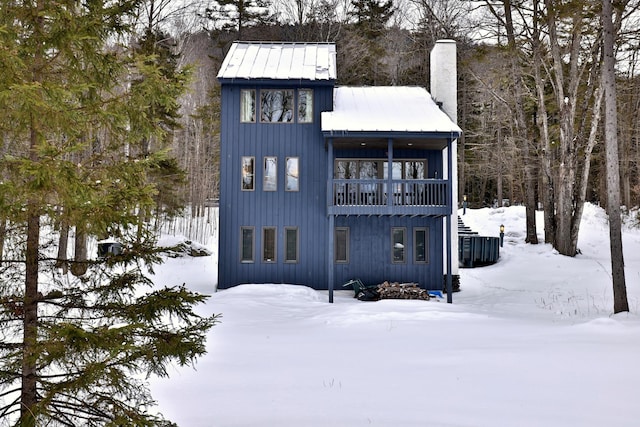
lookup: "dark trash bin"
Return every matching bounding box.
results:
[458,235,499,268]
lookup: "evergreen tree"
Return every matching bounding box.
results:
[337,0,394,85]
[204,0,272,40]
[0,1,217,425]
[131,28,191,224]
[349,0,394,38]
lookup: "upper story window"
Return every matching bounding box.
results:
[263,156,277,191]
[285,157,299,191]
[240,89,313,124]
[298,89,313,123]
[335,159,428,180]
[261,90,294,123]
[240,89,255,122]
[241,157,255,191]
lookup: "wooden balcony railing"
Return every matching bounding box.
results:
[330,179,449,214]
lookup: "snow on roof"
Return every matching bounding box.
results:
[321,86,461,134]
[217,41,337,81]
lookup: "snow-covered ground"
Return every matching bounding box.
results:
[149,204,640,427]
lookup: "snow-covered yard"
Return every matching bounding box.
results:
[149,204,640,426]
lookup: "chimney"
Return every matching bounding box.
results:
[430,39,457,123]
[430,39,460,282]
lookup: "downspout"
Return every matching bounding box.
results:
[446,136,453,303]
[327,138,335,303]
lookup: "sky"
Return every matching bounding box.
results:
[149,204,640,427]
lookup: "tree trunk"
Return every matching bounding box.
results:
[22,123,41,427]
[56,218,69,274]
[502,0,538,243]
[71,225,88,277]
[530,0,555,245]
[0,219,5,262]
[21,2,44,422]
[22,210,39,427]
[601,0,629,313]
[545,0,582,256]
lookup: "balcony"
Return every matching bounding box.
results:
[328,179,451,216]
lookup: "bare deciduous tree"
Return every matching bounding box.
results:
[601,0,629,313]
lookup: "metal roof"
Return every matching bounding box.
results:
[217,41,337,81]
[321,86,462,135]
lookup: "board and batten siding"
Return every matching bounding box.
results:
[333,216,444,289]
[218,82,335,289]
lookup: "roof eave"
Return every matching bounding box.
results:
[321,130,462,139]
[217,77,336,86]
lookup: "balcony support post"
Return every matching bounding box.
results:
[446,137,453,303]
[387,138,393,208]
[327,138,335,303]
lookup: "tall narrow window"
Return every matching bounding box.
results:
[285,157,299,191]
[298,89,313,123]
[261,90,294,122]
[284,227,299,263]
[335,227,349,263]
[263,156,277,191]
[240,227,254,263]
[392,227,406,263]
[262,227,276,263]
[240,89,255,122]
[414,227,429,263]
[241,157,255,191]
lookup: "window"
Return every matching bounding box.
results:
[392,227,406,263]
[335,227,349,263]
[359,161,379,180]
[414,227,429,263]
[336,159,428,180]
[240,227,254,263]
[263,156,277,191]
[241,157,255,191]
[240,89,256,122]
[284,227,299,263]
[335,160,357,179]
[262,227,277,263]
[261,90,294,122]
[285,157,299,191]
[404,161,426,179]
[298,89,313,123]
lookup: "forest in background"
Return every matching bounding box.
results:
[1,2,636,423]
[159,0,640,252]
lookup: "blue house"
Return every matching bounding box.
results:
[216,41,462,302]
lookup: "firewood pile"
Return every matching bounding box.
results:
[376,281,430,300]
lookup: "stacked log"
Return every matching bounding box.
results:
[376,282,430,300]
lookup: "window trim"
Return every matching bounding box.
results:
[335,227,349,264]
[260,89,294,123]
[284,227,299,263]
[263,156,277,191]
[391,227,406,264]
[240,89,256,123]
[240,227,255,263]
[413,227,429,264]
[241,156,255,191]
[297,88,313,123]
[262,226,277,263]
[285,157,299,192]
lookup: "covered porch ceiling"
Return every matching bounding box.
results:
[327,136,449,151]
